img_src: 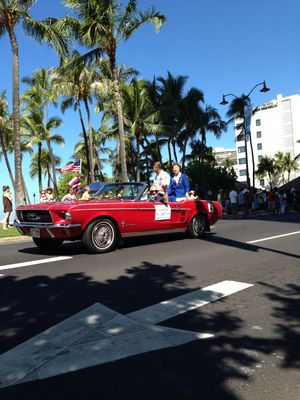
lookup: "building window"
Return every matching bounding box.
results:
[237,133,245,142]
[256,131,262,138]
[256,119,261,126]
[259,179,265,187]
[257,143,262,150]
[238,146,246,153]
[238,158,246,165]
[258,155,263,162]
[239,169,247,176]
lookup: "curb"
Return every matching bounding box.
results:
[0,236,32,245]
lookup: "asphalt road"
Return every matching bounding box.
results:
[0,213,300,400]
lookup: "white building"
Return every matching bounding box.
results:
[235,93,300,188]
[213,147,238,175]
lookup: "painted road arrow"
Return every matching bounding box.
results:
[0,280,253,388]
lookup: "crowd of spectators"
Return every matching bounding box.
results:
[216,186,300,217]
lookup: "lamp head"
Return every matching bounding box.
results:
[220,95,229,105]
[260,81,270,93]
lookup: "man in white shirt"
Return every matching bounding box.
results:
[229,188,238,216]
[153,161,170,192]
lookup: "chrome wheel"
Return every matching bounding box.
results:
[83,218,118,253]
[188,214,206,238]
[92,221,114,250]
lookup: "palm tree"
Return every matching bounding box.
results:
[54,53,106,183]
[30,149,61,188]
[122,79,170,181]
[226,95,254,188]
[0,90,15,186]
[255,156,276,189]
[60,0,165,181]
[0,1,68,206]
[199,106,227,146]
[73,128,111,181]
[295,140,300,160]
[283,153,299,182]
[176,87,204,170]
[157,72,188,166]
[275,151,299,183]
[274,151,287,184]
[221,157,235,172]
[22,110,64,193]
[22,68,61,196]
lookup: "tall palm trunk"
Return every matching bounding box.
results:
[200,153,207,199]
[38,140,42,192]
[268,172,273,189]
[172,139,178,163]
[130,142,135,180]
[155,134,162,163]
[141,137,151,183]
[181,137,188,171]
[0,129,15,187]
[135,131,141,182]
[45,104,58,196]
[249,134,255,189]
[21,174,30,205]
[167,139,172,167]
[83,98,95,182]
[201,129,206,146]
[77,101,91,184]
[8,26,23,206]
[110,52,128,182]
[200,129,208,197]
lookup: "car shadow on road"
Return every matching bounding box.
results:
[202,235,300,260]
[17,232,204,256]
[0,262,299,399]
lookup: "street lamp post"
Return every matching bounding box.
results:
[220,81,270,189]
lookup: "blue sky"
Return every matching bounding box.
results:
[1,0,300,209]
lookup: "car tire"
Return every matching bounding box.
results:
[82,218,118,253]
[188,213,206,238]
[33,238,64,250]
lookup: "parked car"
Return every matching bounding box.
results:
[14,182,222,253]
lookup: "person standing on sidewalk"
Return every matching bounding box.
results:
[2,185,13,229]
[229,188,238,217]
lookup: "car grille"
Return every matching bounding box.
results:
[17,210,52,223]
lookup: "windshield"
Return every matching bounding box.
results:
[92,182,147,200]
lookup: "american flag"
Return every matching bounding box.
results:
[61,160,81,173]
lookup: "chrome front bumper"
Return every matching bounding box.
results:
[14,222,82,239]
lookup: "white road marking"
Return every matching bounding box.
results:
[128,280,253,324]
[0,280,253,388]
[246,230,300,244]
[0,256,73,272]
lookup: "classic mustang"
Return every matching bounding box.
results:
[15,182,222,253]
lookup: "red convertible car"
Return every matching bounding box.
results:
[15,182,222,253]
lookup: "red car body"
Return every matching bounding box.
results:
[15,182,222,253]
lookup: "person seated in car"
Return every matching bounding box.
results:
[116,186,124,198]
[188,190,198,200]
[148,183,169,204]
[61,187,77,201]
[81,185,91,200]
[104,190,114,199]
[167,162,190,201]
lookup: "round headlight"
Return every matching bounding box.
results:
[65,211,72,220]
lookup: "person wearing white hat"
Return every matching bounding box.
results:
[148,183,168,204]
